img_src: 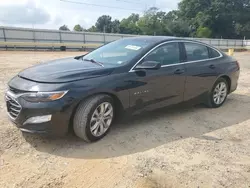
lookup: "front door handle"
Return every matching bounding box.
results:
[174,69,185,75]
[209,64,216,69]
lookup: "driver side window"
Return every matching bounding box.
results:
[144,42,180,66]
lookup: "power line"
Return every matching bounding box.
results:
[116,0,157,11]
[116,0,144,5]
[60,0,143,12]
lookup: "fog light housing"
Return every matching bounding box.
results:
[23,115,52,125]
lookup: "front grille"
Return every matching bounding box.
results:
[5,94,22,119]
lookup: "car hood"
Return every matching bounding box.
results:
[18,57,115,83]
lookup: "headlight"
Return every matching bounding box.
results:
[21,91,68,102]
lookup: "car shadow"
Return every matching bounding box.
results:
[23,93,250,159]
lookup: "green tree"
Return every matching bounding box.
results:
[73,24,84,32]
[138,7,164,35]
[167,20,191,37]
[119,13,141,34]
[95,15,112,33]
[178,0,250,38]
[196,26,212,38]
[235,22,250,39]
[111,19,120,33]
[59,25,70,31]
[80,0,250,38]
[87,26,97,32]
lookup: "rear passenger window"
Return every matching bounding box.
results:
[184,42,209,61]
[209,48,221,58]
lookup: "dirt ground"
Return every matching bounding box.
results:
[0,51,250,188]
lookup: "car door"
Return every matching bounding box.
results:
[127,42,186,111]
[182,42,221,101]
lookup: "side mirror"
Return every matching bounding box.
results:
[74,54,86,60]
[135,61,161,70]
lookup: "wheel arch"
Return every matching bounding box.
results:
[206,75,231,108]
[218,75,231,93]
[68,92,124,132]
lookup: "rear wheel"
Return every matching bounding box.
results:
[73,95,114,142]
[207,78,228,108]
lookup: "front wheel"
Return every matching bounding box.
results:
[73,95,114,142]
[207,78,229,108]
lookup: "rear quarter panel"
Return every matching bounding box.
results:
[214,55,240,93]
[183,54,239,102]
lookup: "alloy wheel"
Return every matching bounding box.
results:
[90,102,113,137]
[213,82,227,105]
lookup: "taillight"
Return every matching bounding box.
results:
[236,61,240,70]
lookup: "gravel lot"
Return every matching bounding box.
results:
[0,51,250,188]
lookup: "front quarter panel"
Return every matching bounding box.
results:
[67,73,131,110]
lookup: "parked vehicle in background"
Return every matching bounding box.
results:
[5,37,240,142]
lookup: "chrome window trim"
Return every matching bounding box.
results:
[129,40,223,72]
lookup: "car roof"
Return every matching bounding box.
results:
[121,36,202,45]
[122,36,175,43]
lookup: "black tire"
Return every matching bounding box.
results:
[73,95,114,142]
[207,77,229,108]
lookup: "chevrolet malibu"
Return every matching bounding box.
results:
[5,37,240,142]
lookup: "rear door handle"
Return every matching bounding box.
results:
[174,69,185,75]
[209,64,216,69]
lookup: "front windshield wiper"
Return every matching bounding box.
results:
[83,58,104,67]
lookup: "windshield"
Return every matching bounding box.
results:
[83,38,152,66]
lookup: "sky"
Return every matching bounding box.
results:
[0,0,180,30]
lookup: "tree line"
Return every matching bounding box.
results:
[59,0,250,39]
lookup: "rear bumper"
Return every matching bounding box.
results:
[229,70,240,93]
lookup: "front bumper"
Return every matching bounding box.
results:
[11,120,51,134]
[5,91,74,136]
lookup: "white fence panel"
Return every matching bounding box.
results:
[61,33,83,42]
[219,40,228,46]
[35,31,60,42]
[5,29,33,40]
[228,40,236,46]
[105,35,122,42]
[210,40,219,46]
[0,28,4,41]
[245,40,250,49]
[85,33,104,43]
[236,40,243,46]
